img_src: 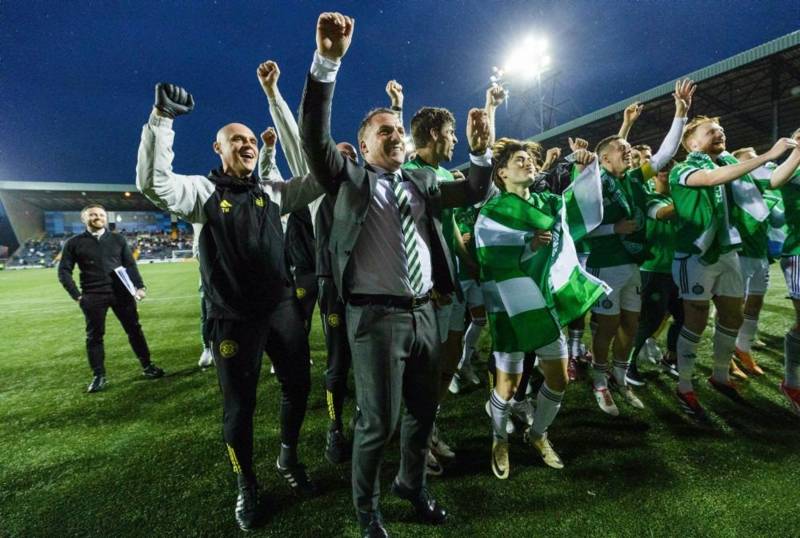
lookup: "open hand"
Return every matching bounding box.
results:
[673,78,696,117]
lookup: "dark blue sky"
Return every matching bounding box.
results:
[1,0,798,184]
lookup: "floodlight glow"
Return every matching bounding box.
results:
[502,35,552,79]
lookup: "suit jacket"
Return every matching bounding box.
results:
[299,74,493,301]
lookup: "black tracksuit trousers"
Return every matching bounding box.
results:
[211,296,311,482]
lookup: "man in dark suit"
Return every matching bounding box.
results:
[299,12,493,537]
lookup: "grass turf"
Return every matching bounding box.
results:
[1,262,798,537]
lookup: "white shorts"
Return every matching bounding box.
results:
[493,333,568,374]
[588,263,641,315]
[781,255,800,300]
[435,293,466,342]
[673,250,744,301]
[459,279,485,310]
[739,256,770,296]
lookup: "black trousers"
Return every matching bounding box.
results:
[211,296,311,482]
[318,276,352,428]
[79,292,150,375]
[632,271,684,361]
[294,271,319,335]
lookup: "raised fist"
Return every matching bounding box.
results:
[573,149,596,166]
[486,84,507,108]
[568,137,589,152]
[261,127,277,147]
[467,108,490,154]
[154,83,194,119]
[623,102,643,124]
[385,80,403,108]
[544,147,561,164]
[316,12,355,61]
[257,61,281,97]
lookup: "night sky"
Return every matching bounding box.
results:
[2,0,798,184]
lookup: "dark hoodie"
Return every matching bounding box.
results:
[199,168,293,320]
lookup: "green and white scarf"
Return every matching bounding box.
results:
[475,161,610,353]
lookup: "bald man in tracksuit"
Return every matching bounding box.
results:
[136,82,325,531]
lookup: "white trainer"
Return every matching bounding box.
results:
[198,348,214,368]
[592,385,619,416]
[448,373,462,395]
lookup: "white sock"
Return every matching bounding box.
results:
[677,327,701,393]
[612,356,629,386]
[735,314,759,353]
[712,323,738,383]
[489,389,510,441]
[568,329,584,358]
[531,382,564,437]
[460,319,484,369]
[785,330,800,389]
[591,361,609,389]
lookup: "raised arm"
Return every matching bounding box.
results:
[684,138,797,187]
[258,60,310,177]
[485,84,507,146]
[646,79,695,173]
[299,12,356,195]
[258,127,286,183]
[386,80,404,125]
[618,102,642,140]
[136,84,213,222]
[769,133,800,188]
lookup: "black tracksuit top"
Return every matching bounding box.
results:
[199,171,293,320]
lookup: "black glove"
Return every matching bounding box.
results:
[154,83,195,119]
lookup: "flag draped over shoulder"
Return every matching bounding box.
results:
[719,152,769,230]
[475,161,610,353]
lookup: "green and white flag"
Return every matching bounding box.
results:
[475,161,610,353]
[720,152,769,223]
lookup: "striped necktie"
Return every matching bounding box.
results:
[389,173,424,295]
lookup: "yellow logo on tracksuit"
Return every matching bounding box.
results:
[219,339,238,358]
[220,199,233,213]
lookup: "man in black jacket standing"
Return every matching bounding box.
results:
[58,204,165,393]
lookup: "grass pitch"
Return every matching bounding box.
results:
[1,262,798,537]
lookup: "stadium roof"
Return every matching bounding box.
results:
[455,30,800,169]
[0,181,156,211]
[528,30,800,154]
